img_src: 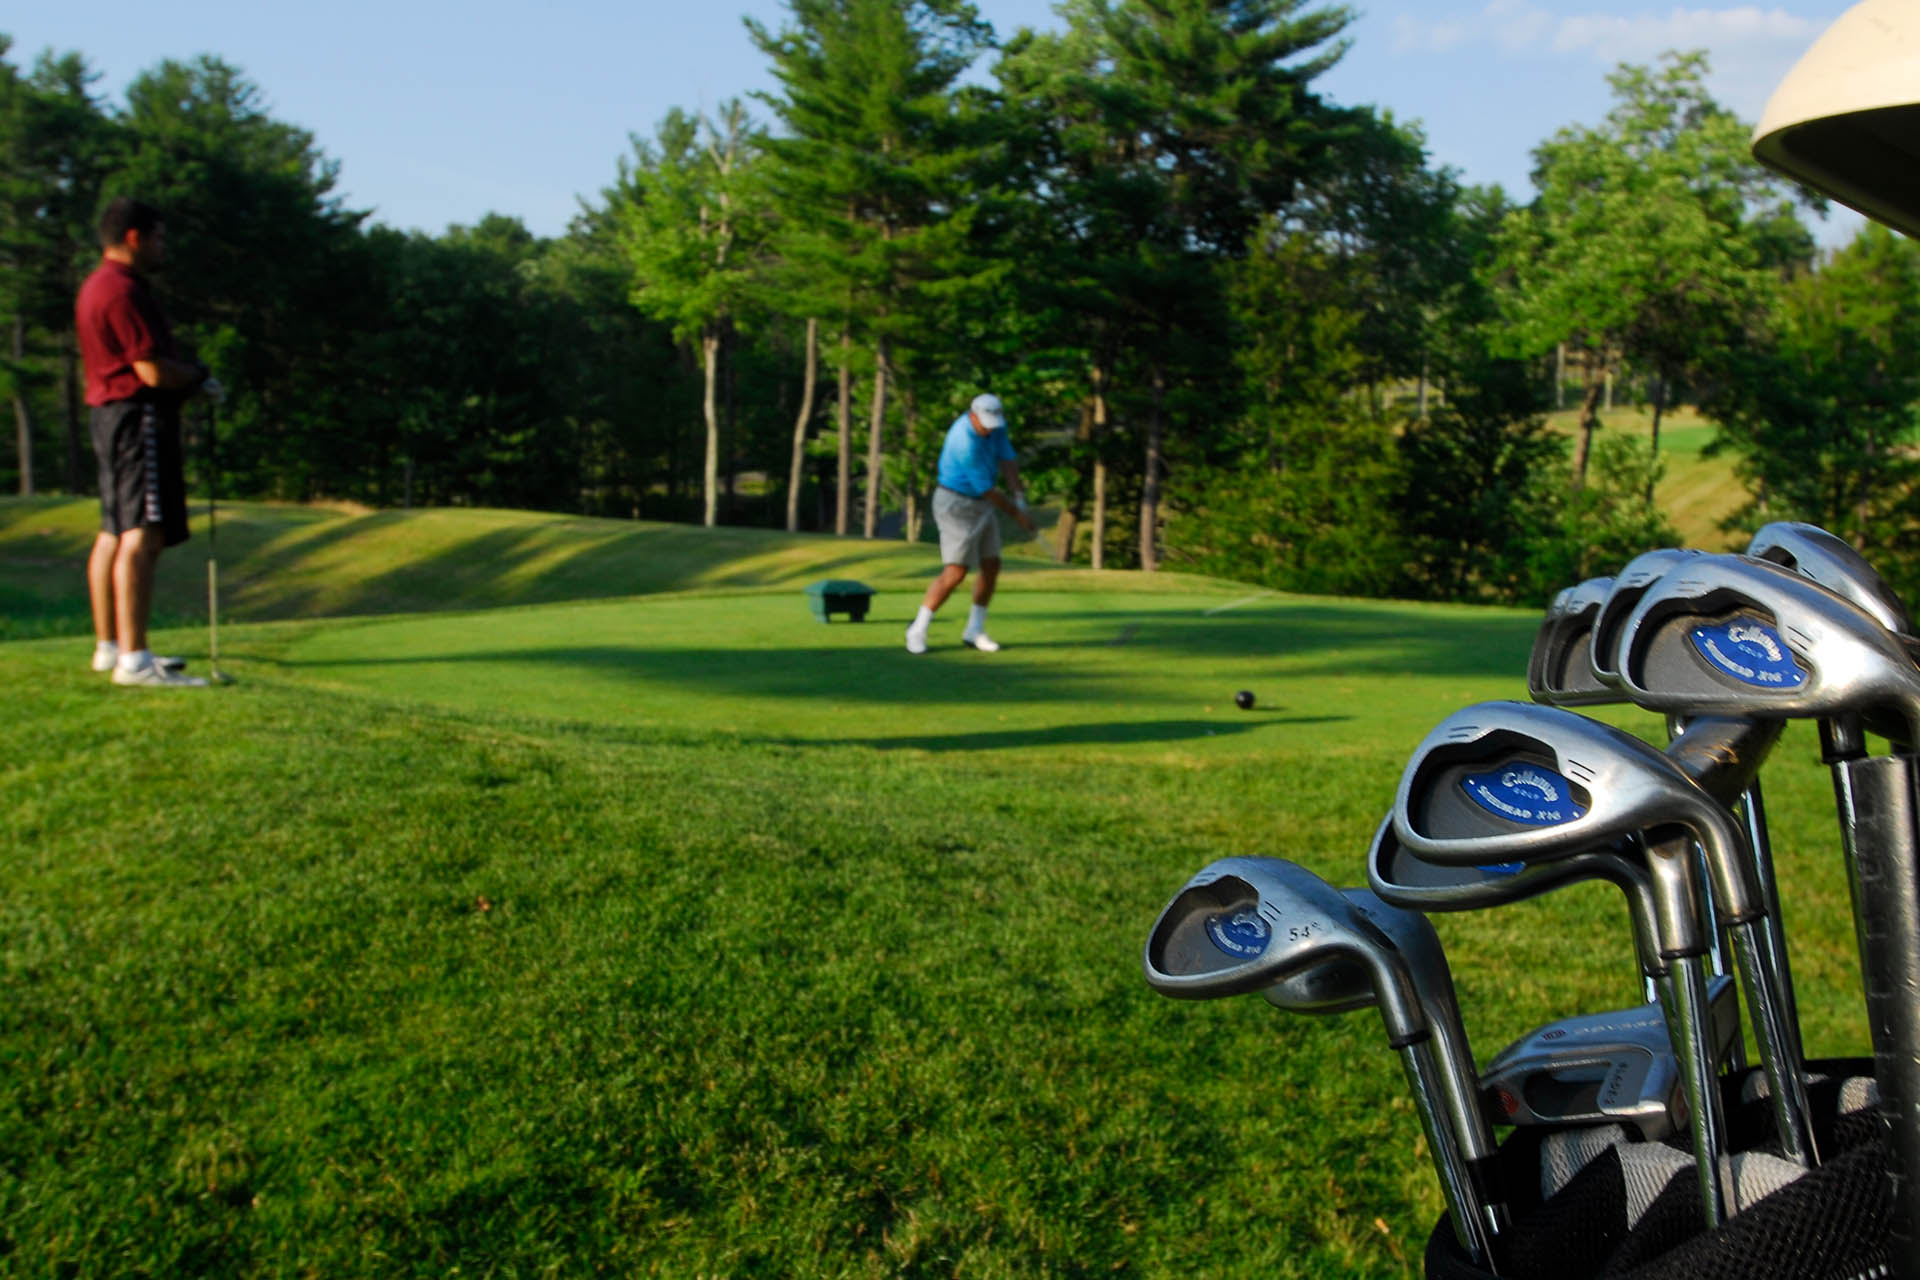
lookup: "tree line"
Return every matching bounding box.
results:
[6,1,1919,607]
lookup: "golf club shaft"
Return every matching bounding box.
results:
[1741,781,1802,1074]
[1670,953,1733,1227]
[1826,748,1920,1280]
[1728,918,1817,1166]
[1399,1039,1501,1273]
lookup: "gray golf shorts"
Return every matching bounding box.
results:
[933,486,1001,569]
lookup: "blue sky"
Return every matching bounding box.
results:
[4,1,1862,245]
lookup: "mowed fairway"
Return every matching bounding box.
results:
[0,500,1873,1278]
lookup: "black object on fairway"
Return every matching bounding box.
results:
[205,401,234,685]
[1143,857,1506,1272]
[1234,690,1254,711]
[1390,702,1822,1225]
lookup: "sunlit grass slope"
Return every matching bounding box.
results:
[0,497,1869,1278]
[1542,405,1749,548]
[0,496,1073,640]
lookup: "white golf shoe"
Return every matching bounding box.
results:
[113,660,209,688]
[93,644,185,674]
[905,624,929,655]
[962,632,1001,653]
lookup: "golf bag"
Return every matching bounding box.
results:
[1423,1058,1894,1280]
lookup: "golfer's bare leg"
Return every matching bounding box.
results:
[921,563,968,612]
[112,526,165,653]
[973,557,1000,607]
[88,533,119,644]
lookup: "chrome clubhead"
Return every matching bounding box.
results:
[1529,576,1615,705]
[1749,521,1913,636]
[1591,549,1704,689]
[1617,553,1920,748]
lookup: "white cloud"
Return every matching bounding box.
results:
[1548,7,1824,62]
[1379,5,1832,119]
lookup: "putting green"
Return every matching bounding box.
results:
[281,586,1544,756]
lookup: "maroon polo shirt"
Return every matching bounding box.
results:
[75,257,175,406]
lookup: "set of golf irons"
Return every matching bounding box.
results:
[1143,523,1920,1280]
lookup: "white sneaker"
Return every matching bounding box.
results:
[905,625,929,655]
[92,645,185,674]
[113,661,209,688]
[962,632,1001,653]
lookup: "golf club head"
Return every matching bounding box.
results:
[1265,889,1501,1165]
[1748,521,1914,637]
[1529,577,1616,705]
[1618,553,1920,748]
[1366,815,1667,981]
[1590,549,1704,689]
[1143,858,1426,1043]
[1479,976,1739,1140]
[1390,701,1749,954]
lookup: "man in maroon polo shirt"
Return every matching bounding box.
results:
[76,197,222,687]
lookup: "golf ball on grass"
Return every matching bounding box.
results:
[1234,690,1255,710]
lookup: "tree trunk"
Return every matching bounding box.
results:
[722,327,737,521]
[702,327,720,527]
[1573,372,1604,489]
[786,317,818,533]
[863,336,888,539]
[1054,397,1094,564]
[1092,457,1107,572]
[1139,361,1166,572]
[1555,342,1566,410]
[12,316,33,496]
[63,330,85,494]
[835,330,852,536]
[1646,373,1666,506]
[902,385,921,543]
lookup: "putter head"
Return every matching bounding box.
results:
[1590,549,1704,689]
[1367,815,1667,980]
[1143,858,1426,1043]
[1618,553,1920,748]
[1748,521,1914,636]
[1478,976,1739,1140]
[1390,701,1737,956]
[1528,577,1616,706]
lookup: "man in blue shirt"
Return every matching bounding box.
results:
[906,392,1034,654]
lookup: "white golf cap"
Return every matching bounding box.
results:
[970,392,1006,430]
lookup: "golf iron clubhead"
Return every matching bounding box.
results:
[1479,975,1740,1142]
[1391,702,1820,1217]
[1143,857,1506,1272]
[1528,576,1614,705]
[1617,553,1920,748]
[1748,521,1915,638]
[1589,549,1704,689]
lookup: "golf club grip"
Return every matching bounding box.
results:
[1831,755,1920,1280]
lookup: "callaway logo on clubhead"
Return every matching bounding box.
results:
[1459,764,1588,827]
[1689,618,1807,688]
[1205,909,1271,958]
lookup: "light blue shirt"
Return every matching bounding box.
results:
[936,413,1014,498]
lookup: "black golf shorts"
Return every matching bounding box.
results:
[91,398,189,547]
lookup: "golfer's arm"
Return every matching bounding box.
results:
[133,356,207,391]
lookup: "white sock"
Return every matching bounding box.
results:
[911,606,934,632]
[96,640,119,661]
[965,604,989,636]
[117,648,154,672]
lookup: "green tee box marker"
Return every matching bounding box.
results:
[803,579,876,623]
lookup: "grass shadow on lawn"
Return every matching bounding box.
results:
[760,713,1352,752]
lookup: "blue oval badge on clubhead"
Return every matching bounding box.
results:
[1689,618,1806,689]
[1205,908,1270,958]
[1461,765,1587,826]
